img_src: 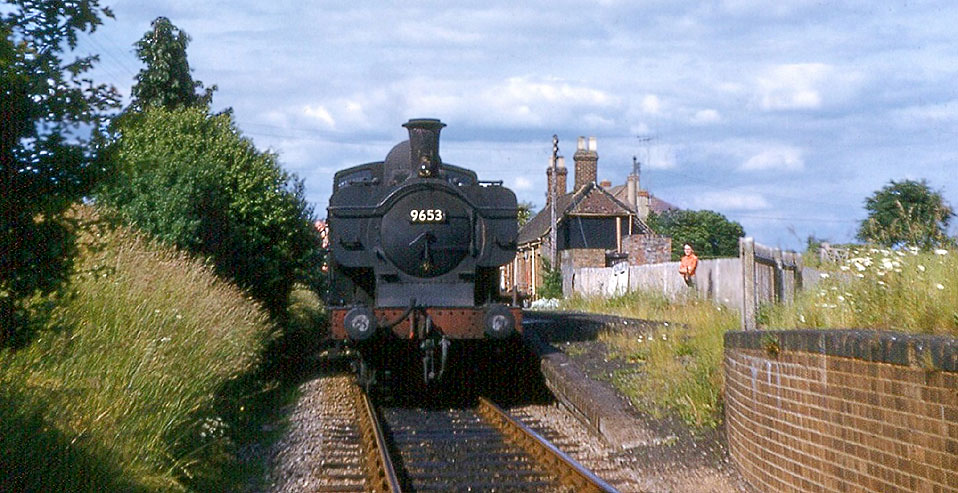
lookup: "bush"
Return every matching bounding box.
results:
[97,106,320,315]
[538,257,563,299]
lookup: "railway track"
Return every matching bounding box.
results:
[348,382,619,493]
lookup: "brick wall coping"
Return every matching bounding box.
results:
[724,329,957,372]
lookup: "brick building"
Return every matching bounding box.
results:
[502,136,672,299]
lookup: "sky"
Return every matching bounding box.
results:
[72,0,958,251]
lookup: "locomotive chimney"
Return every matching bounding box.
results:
[403,118,446,178]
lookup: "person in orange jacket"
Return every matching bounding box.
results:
[678,243,698,286]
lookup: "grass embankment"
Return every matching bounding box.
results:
[0,207,320,491]
[562,291,737,430]
[765,247,957,336]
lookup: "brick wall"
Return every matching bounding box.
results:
[724,330,957,493]
[561,248,606,270]
[622,234,671,265]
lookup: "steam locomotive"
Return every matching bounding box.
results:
[326,119,521,387]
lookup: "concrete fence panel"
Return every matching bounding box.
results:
[570,258,742,308]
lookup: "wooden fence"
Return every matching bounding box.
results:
[739,237,803,331]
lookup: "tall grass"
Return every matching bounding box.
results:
[764,246,957,335]
[563,291,738,429]
[0,207,275,491]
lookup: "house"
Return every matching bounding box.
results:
[502,136,672,298]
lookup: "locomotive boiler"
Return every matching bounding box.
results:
[326,119,520,387]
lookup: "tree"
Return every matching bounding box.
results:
[517,200,535,228]
[857,179,954,249]
[1,1,119,343]
[129,17,213,112]
[97,107,319,315]
[648,209,745,260]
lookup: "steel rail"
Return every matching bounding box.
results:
[477,396,621,493]
[356,389,403,493]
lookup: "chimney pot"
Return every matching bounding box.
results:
[588,136,597,151]
[557,156,565,168]
[577,136,586,150]
[600,180,611,188]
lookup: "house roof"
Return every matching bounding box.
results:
[606,184,679,214]
[518,182,653,246]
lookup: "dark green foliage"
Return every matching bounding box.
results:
[129,17,214,111]
[538,256,563,299]
[647,209,745,260]
[517,200,535,228]
[857,179,955,249]
[0,1,120,343]
[97,107,320,315]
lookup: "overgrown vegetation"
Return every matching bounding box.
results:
[764,246,957,336]
[0,207,283,491]
[1,0,120,343]
[538,256,563,299]
[562,291,737,429]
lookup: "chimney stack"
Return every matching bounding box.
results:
[546,156,567,206]
[403,118,445,177]
[573,136,598,191]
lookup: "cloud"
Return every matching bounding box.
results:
[690,190,771,211]
[741,147,804,171]
[755,64,829,110]
[513,176,534,190]
[896,99,958,122]
[752,63,862,112]
[303,105,335,128]
[641,94,662,115]
[292,76,619,134]
[691,109,721,125]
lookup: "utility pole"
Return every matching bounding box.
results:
[550,135,559,267]
[636,135,654,189]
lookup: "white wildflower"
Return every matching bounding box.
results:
[799,315,806,323]
[857,273,865,278]
[918,265,926,272]
[934,249,948,255]
[820,273,830,279]
[840,265,850,271]
[661,334,668,341]
[837,295,845,302]
[876,270,885,276]
[936,283,945,290]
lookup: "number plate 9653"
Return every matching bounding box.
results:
[409,209,445,223]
